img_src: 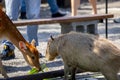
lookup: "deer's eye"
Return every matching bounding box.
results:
[31,56,35,60]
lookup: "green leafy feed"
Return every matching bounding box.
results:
[28,64,52,80]
[28,68,39,74]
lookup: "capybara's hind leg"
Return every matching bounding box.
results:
[101,68,118,80]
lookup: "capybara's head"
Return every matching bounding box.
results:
[45,36,58,61]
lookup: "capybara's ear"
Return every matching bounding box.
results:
[50,35,54,41]
[19,41,27,52]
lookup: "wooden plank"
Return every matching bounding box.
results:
[0,69,106,80]
[1,69,64,80]
[13,14,113,26]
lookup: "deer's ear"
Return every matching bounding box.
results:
[19,41,27,52]
[31,39,36,47]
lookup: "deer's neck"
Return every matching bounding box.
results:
[6,30,27,49]
[2,11,28,50]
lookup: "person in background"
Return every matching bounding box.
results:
[19,0,66,19]
[19,0,27,19]
[47,0,66,18]
[5,0,41,46]
[71,0,97,16]
[88,0,97,14]
[0,40,15,60]
[114,17,120,23]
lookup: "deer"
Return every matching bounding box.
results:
[0,58,8,78]
[0,6,41,78]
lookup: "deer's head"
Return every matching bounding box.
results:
[19,40,41,71]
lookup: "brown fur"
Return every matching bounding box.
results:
[0,6,41,78]
[46,32,120,80]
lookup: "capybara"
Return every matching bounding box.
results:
[46,32,120,80]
